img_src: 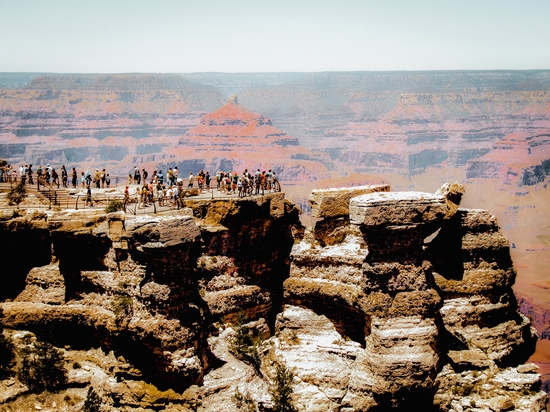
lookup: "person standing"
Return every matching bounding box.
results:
[205,171,211,191]
[20,164,27,185]
[133,166,140,185]
[52,168,59,188]
[123,185,130,212]
[94,169,101,188]
[27,164,34,185]
[61,165,68,188]
[85,185,93,207]
[188,172,194,189]
[72,167,77,188]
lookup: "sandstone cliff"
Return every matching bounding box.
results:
[0,185,546,411]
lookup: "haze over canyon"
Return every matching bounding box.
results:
[1,70,549,392]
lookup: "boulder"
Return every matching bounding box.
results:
[309,185,390,219]
[349,191,447,228]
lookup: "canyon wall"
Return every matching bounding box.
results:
[1,70,549,391]
[0,187,546,411]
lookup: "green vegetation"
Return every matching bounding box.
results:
[229,313,262,370]
[104,199,124,213]
[7,182,28,206]
[111,295,133,325]
[271,363,297,412]
[231,389,257,412]
[17,336,67,392]
[82,387,102,412]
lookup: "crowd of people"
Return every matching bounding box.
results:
[125,166,280,209]
[0,163,113,190]
[0,162,280,209]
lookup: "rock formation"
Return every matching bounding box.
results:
[0,184,546,411]
[156,96,330,183]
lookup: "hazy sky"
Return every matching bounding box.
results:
[1,0,549,73]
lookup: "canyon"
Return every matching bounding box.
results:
[0,184,546,411]
[0,70,549,399]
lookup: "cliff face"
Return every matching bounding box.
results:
[0,194,301,407]
[0,186,546,411]
[0,74,224,171]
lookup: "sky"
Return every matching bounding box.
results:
[0,0,549,73]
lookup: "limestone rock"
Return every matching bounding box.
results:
[349,191,446,227]
[447,349,494,371]
[0,187,546,411]
[309,184,390,219]
[124,213,201,249]
[268,305,365,411]
[435,182,465,219]
[15,263,65,304]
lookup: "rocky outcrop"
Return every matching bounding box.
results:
[0,185,546,411]
[278,184,545,410]
[0,193,300,397]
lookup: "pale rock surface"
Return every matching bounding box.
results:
[349,191,447,227]
[14,263,65,304]
[309,184,390,219]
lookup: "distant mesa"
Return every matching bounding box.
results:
[178,95,300,148]
[159,96,330,181]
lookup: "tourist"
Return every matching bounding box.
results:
[61,165,68,188]
[85,185,93,207]
[123,185,130,211]
[27,164,34,185]
[133,166,140,185]
[205,171,211,191]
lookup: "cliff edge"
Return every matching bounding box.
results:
[0,187,546,411]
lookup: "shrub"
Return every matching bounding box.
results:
[229,314,262,370]
[17,338,67,392]
[111,295,133,325]
[83,386,102,412]
[271,363,297,412]
[104,199,124,213]
[231,389,257,412]
[7,182,28,206]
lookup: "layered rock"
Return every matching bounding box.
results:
[158,96,330,183]
[279,184,546,410]
[0,192,300,397]
[0,74,224,173]
[0,185,546,411]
